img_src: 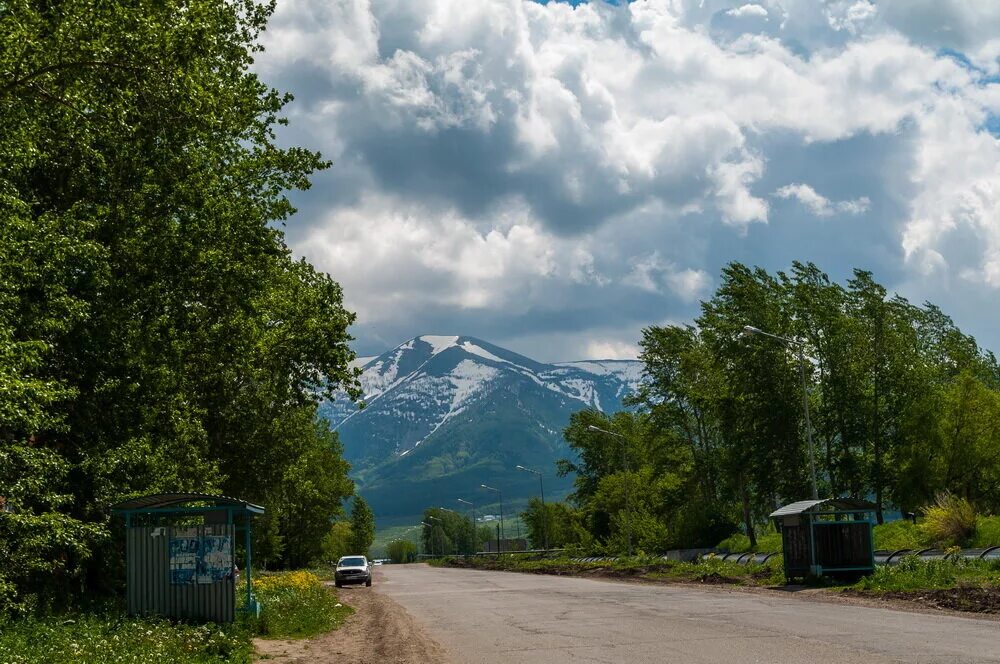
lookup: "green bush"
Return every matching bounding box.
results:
[0,613,252,664]
[715,532,751,553]
[971,515,1000,548]
[715,525,781,554]
[920,493,976,546]
[873,519,928,550]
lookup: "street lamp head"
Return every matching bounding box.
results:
[742,325,762,336]
[587,425,600,432]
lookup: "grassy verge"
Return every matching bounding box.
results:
[0,570,354,663]
[844,556,1000,614]
[852,556,1000,593]
[0,613,252,664]
[243,570,353,639]
[433,553,784,587]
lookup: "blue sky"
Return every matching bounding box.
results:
[256,0,1000,361]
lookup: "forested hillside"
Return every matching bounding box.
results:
[0,0,359,614]
[524,263,1000,553]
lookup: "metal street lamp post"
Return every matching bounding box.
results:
[480,484,504,553]
[420,521,435,557]
[516,465,548,551]
[457,499,476,554]
[427,515,445,555]
[587,425,632,557]
[742,325,819,500]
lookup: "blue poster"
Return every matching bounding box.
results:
[169,529,199,585]
[198,536,233,584]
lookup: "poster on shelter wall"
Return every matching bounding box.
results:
[197,535,233,584]
[169,528,200,585]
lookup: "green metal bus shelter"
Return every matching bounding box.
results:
[770,498,876,581]
[111,493,264,623]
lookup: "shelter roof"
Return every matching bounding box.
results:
[110,492,264,514]
[769,497,876,519]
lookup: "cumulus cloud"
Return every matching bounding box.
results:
[296,194,605,320]
[726,4,769,19]
[256,0,1000,358]
[624,252,711,302]
[774,183,871,217]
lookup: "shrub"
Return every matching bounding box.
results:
[873,519,928,550]
[716,532,751,553]
[920,493,976,546]
[715,524,781,554]
[971,515,1000,548]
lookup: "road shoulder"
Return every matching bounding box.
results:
[255,571,448,663]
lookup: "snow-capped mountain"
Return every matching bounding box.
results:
[319,335,643,523]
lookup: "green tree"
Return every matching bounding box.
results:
[386,539,417,564]
[1,0,362,606]
[348,497,375,557]
[321,521,355,563]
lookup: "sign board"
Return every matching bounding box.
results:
[169,528,232,584]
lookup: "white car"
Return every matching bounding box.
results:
[335,555,372,587]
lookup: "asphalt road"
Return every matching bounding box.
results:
[376,564,1000,664]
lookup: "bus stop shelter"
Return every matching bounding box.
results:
[111,493,264,623]
[770,498,876,581]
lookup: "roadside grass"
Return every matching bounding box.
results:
[716,529,782,554]
[434,553,784,586]
[242,570,353,639]
[852,556,1000,593]
[0,570,354,663]
[0,613,252,664]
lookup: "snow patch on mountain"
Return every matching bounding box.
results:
[420,335,460,355]
[459,340,506,364]
[448,359,500,412]
[349,356,376,370]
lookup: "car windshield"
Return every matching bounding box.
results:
[339,557,366,567]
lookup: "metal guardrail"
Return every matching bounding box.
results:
[426,546,1000,566]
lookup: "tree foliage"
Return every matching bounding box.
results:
[555,261,1000,554]
[0,0,360,612]
[386,539,417,564]
[348,497,375,557]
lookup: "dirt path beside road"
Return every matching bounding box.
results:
[254,570,448,663]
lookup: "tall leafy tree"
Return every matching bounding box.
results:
[349,497,376,557]
[1,0,362,607]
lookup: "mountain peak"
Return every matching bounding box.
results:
[413,335,460,355]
